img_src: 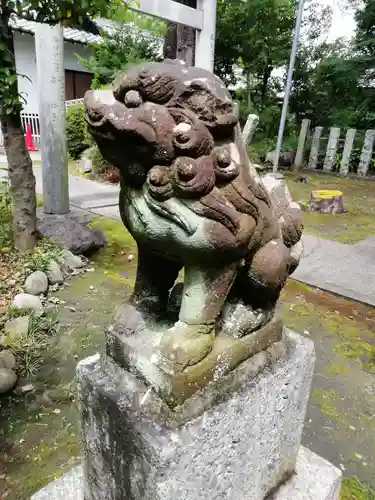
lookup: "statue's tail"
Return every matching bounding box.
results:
[260,172,304,270]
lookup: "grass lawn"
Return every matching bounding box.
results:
[284,171,375,243]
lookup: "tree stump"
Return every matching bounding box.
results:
[308,189,346,214]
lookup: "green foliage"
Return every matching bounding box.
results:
[112,8,166,37]
[2,311,60,378]
[215,0,296,97]
[79,23,162,88]
[0,1,131,115]
[24,240,64,273]
[289,0,375,131]
[91,144,110,174]
[0,44,24,115]
[66,103,90,160]
[340,476,375,500]
[0,180,13,249]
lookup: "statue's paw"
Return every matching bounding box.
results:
[220,302,274,339]
[112,303,147,333]
[158,322,215,374]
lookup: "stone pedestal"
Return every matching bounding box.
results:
[30,329,341,500]
[30,332,342,500]
[73,330,338,500]
[30,447,342,500]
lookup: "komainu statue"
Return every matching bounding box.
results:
[84,60,303,382]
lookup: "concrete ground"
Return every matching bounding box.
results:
[292,235,375,307]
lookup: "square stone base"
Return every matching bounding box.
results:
[75,330,318,500]
[30,447,341,500]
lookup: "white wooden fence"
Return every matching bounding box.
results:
[0,99,84,149]
[295,119,375,177]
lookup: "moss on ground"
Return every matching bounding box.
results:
[311,388,344,422]
[89,216,137,286]
[340,477,375,499]
[0,216,137,500]
[2,217,375,498]
[281,280,375,373]
[284,171,375,243]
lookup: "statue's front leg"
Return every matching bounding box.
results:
[131,245,182,315]
[159,262,238,372]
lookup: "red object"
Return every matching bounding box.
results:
[25,123,37,152]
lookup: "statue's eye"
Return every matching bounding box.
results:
[216,150,231,168]
[124,90,142,108]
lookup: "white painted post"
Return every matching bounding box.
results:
[35,24,69,214]
[339,128,356,176]
[294,118,310,170]
[195,0,217,71]
[308,126,323,170]
[323,127,340,172]
[242,114,259,146]
[358,129,375,177]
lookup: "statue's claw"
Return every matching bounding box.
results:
[158,322,215,374]
[219,301,274,338]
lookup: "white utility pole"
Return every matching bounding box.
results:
[273,0,306,173]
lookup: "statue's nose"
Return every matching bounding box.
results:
[84,89,116,122]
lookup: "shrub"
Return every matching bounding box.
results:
[66,103,90,160]
[2,311,60,378]
[103,166,120,184]
[0,180,13,249]
[91,144,108,174]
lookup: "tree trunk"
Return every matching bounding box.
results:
[0,11,37,251]
[308,190,346,214]
[164,22,178,60]
[261,62,272,104]
[163,0,196,65]
[246,71,251,109]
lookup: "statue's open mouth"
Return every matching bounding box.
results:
[143,190,198,235]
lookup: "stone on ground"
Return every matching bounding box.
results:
[265,150,296,167]
[11,294,43,314]
[63,250,85,269]
[46,261,63,284]
[37,213,106,256]
[4,315,30,338]
[0,350,16,370]
[0,367,17,394]
[308,189,345,214]
[24,270,49,295]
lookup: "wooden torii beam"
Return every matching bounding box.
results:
[129,0,217,72]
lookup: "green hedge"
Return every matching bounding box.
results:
[66,103,90,160]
